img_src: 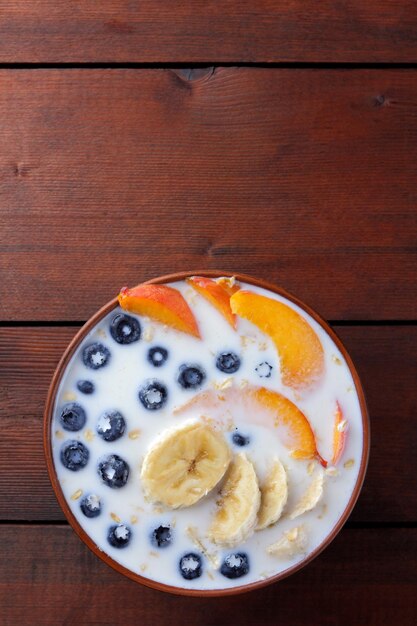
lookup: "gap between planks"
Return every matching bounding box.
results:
[1,62,417,70]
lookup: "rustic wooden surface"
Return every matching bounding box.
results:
[1,69,416,321]
[1,3,416,625]
[1,1,417,63]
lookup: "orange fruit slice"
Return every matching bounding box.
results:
[331,401,348,465]
[215,276,241,296]
[175,383,326,466]
[251,387,326,465]
[118,284,201,338]
[230,290,324,389]
[187,276,237,328]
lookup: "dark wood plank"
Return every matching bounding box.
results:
[0,525,415,625]
[1,2,417,63]
[0,327,78,520]
[0,325,415,522]
[0,69,416,321]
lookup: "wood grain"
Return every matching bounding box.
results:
[1,69,416,321]
[1,2,417,63]
[0,325,415,522]
[0,525,415,625]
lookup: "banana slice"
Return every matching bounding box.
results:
[140,421,231,508]
[256,458,288,530]
[208,453,260,547]
[267,526,307,558]
[289,471,324,520]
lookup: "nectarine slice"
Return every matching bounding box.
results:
[187,276,237,328]
[331,401,348,465]
[118,284,201,339]
[215,276,241,296]
[175,383,326,466]
[252,387,326,466]
[230,290,324,389]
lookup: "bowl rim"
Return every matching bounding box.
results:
[44,270,370,597]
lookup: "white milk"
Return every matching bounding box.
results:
[52,279,364,590]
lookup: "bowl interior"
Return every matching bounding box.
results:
[44,270,370,597]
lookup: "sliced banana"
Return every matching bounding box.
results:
[267,526,307,558]
[208,453,260,547]
[289,470,324,520]
[140,421,231,508]
[256,458,288,530]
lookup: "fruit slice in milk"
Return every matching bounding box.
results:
[51,276,364,591]
[230,289,325,389]
[118,284,201,338]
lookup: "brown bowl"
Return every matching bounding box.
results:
[44,270,370,597]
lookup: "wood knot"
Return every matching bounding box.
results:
[13,162,29,177]
[172,67,215,83]
[374,94,387,108]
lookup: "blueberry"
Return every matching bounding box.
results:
[255,361,273,378]
[110,313,141,345]
[60,440,89,471]
[151,525,172,548]
[148,346,169,368]
[179,553,202,580]
[216,352,241,374]
[177,364,206,390]
[98,454,129,488]
[77,380,95,395]
[138,380,168,410]
[220,553,249,579]
[232,432,250,447]
[96,410,126,442]
[80,494,101,518]
[83,342,111,370]
[59,402,86,432]
[107,524,131,549]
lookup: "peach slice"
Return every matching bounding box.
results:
[173,388,219,415]
[252,387,326,466]
[175,383,326,466]
[187,276,237,328]
[118,284,201,338]
[230,290,324,389]
[215,276,241,296]
[331,401,348,465]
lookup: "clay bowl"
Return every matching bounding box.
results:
[44,270,370,597]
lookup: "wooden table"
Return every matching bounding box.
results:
[1,3,416,624]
